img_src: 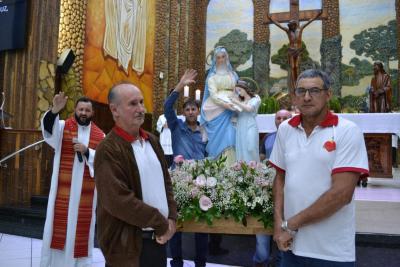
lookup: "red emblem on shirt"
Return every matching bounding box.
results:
[324,140,336,152]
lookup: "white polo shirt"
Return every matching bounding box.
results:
[270,112,369,262]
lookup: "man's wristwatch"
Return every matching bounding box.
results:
[281,220,298,236]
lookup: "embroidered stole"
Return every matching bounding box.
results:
[50,117,104,258]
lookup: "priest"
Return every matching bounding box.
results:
[40,93,105,267]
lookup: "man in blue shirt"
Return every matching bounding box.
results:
[260,109,292,161]
[164,69,209,267]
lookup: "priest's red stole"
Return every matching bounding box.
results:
[50,117,104,258]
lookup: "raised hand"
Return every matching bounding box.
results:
[51,92,68,114]
[175,69,198,93]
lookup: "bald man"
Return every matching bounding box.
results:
[94,83,177,267]
[260,109,292,161]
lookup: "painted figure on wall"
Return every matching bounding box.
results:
[369,62,392,113]
[103,0,147,74]
[83,0,155,111]
[267,10,322,91]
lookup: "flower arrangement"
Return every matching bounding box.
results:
[170,156,275,228]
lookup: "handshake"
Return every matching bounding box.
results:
[155,219,176,245]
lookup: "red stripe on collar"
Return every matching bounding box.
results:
[113,126,149,143]
[288,111,338,128]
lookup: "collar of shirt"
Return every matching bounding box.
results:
[113,126,149,143]
[288,111,338,128]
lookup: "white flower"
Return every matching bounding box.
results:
[199,195,213,211]
[206,177,217,188]
[195,175,207,187]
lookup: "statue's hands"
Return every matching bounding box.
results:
[229,97,240,105]
[222,102,236,111]
[377,89,385,95]
[175,69,198,92]
[51,92,68,114]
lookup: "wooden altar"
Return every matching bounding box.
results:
[364,133,392,178]
[177,217,273,235]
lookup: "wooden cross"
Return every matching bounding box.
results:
[266,0,327,24]
[265,0,327,91]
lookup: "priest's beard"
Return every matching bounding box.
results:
[75,113,92,126]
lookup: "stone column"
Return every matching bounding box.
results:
[153,0,171,118]
[189,0,209,94]
[321,0,342,96]
[253,0,271,95]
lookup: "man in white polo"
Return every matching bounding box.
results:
[269,69,369,267]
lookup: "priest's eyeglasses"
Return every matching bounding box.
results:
[294,87,326,97]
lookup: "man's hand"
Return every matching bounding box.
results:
[175,69,198,93]
[51,92,68,114]
[274,228,293,251]
[73,143,88,154]
[156,219,176,245]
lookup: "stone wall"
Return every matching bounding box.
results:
[321,0,342,96]
[58,0,86,97]
[152,0,209,119]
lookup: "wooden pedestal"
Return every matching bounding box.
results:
[177,217,272,235]
[364,133,392,178]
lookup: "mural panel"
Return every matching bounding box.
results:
[83,0,155,112]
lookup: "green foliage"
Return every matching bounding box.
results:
[271,42,320,71]
[350,20,397,70]
[341,57,374,87]
[258,96,280,114]
[237,67,254,78]
[349,57,373,76]
[214,29,253,69]
[328,96,342,113]
[339,95,367,113]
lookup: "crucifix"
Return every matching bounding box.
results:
[265,0,326,91]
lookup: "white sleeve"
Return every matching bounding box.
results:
[156,115,165,134]
[40,111,65,150]
[332,123,369,177]
[269,126,286,173]
[85,148,96,178]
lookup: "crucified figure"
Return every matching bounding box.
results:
[268,9,323,91]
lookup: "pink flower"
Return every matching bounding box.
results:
[174,155,185,164]
[191,187,200,197]
[232,162,241,171]
[249,161,257,169]
[195,175,207,187]
[199,195,213,211]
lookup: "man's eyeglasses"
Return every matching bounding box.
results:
[294,87,326,97]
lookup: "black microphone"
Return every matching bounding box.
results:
[73,137,83,163]
[77,152,83,162]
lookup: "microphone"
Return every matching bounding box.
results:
[77,152,83,163]
[72,137,83,163]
